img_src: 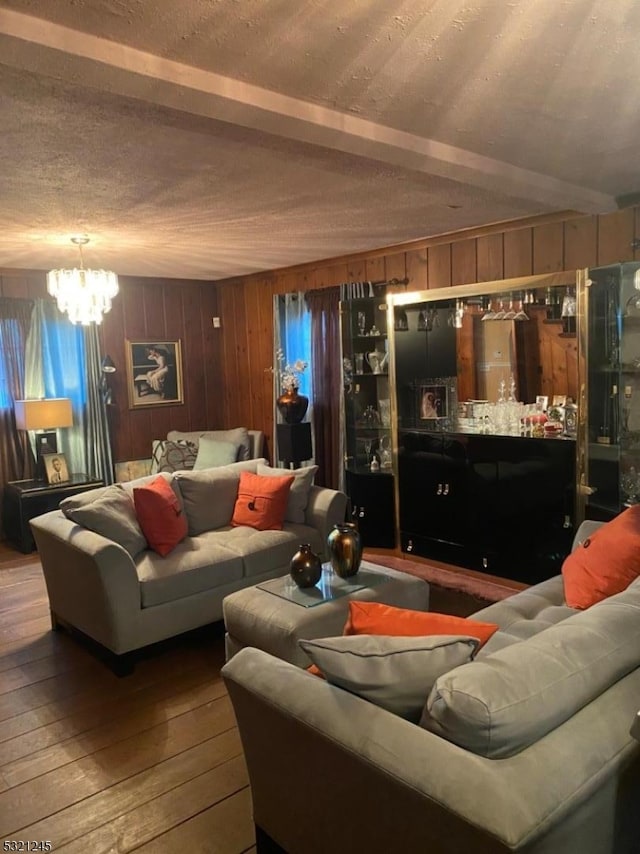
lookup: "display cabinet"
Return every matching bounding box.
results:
[340,291,395,547]
[388,271,580,582]
[582,262,640,520]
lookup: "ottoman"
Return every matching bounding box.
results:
[223,560,430,667]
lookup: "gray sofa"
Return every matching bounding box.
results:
[222,520,640,854]
[30,455,347,673]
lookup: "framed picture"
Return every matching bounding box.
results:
[43,452,69,485]
[535,395,549,412]
[552,394,567,406]
[126,340,184,409]
[419,384,448,420]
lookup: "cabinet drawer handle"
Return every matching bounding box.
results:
[443,483,450,496]
[406,539,414,552]
[436,483,443,495]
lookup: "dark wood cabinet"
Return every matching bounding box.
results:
[3,475,104,553]
[398,430,575,584]
[345,469,396,549]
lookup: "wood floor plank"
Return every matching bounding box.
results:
[0,664,220,768]
[133,788,255,854]
[6,730,244,849]
[0,616,52,645]
[54,754,249,853]
[0,695,236,836]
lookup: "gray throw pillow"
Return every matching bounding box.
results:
[168,427,251,461]
[60,484,147,558]
[173,468,242,534]
[193,437,240,469]
[300,634,479,722]
[257,462,318,524]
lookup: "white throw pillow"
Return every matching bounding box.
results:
[193,436,240,469]
[300,634,479,722]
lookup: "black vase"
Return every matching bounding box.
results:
[277,387,309,424]
[327,522,362,578]
[290,543,322,588]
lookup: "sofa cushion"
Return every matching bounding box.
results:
[421,581,640,758]
[231,471,294,531]
[133,475,187,556]
[256,462,318,523]
[168,427,251,460]
[562,504,640,609]
[173,468,241,534]
[345,601,499,649]
[135,532,244,607]
[193,436,240,469]
[151,439,197,474]
[60,484,147,558]
[207,522,323,578]
[300,634,479,722]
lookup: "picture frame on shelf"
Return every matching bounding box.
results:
[43,452,69,485]
[536,395,549,411]
[419,384,448,420]
[126,340,184,409]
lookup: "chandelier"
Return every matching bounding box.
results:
[47,236,119,325]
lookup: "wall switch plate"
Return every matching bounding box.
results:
[212,317,221,328]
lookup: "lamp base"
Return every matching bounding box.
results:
[35,432,57,480]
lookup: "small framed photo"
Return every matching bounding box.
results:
[552,395,567,406]
[126,340,184,409]
[419,384,448,420]
[535,395,549,412]
[43,453,70,485]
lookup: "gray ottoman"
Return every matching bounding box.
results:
[223,560,430,667]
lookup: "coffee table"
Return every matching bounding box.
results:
[223,560,430,667]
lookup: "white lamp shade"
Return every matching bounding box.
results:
[14,398,74,431]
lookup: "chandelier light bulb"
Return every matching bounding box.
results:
[47,237,119,325]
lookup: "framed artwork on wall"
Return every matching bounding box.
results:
[126,340,184,409]
[43,452,70,485]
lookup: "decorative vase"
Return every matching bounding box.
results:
[277,387,309,424]
[290,543,322,588]
[327,522,362,578]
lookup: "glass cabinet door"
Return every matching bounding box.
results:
[585,262,640,518]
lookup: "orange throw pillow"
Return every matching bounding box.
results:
[344,601,499,649]
[231,471,294,531]
[133,476,187,556]
[562,506,640,609]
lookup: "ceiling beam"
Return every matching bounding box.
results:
[0,8,617,215]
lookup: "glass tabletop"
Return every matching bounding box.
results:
[257,564,388,608]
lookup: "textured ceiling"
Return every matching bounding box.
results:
[0,0,638,280]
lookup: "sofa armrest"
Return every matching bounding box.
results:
[30,510,142,654]
[223,647,640,854]
[304,485,348,558]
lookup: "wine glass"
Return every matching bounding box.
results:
[621,467,639,505]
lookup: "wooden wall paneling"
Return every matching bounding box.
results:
[405,247,428,290]
[313,265,330,289]
[365,256,386,282]
[346,259,366,282]
[120,279,154,460]
[160,284,190,434]
[476,234,504,282]
[294,269,316,292]
[385,253,406,284]
[451,239,477,286]
[563,216,597,270]
[219,284,250,428]
[100,284,130,463]
[325,263,349,286]
[142,280,166,339]
[199,283,223,430]
[274,272,296,295]
[597,208,635,266]
[427,243,451,289]
[245,278,274,455]
[456,313,476,401]
[533,222,564,273]
[504,228,533,278]
[0,274,32,299]
[181,283,208,431]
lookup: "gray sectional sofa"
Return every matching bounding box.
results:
[222,521,640,854]
[30,457,347,672]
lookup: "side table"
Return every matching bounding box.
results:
[3,475,104,553]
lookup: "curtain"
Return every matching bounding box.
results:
[25,300,112,482]
[305,287,343,490]
[0,299,35,534]
[83,326,114,484]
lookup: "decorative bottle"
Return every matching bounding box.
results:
[327,522,362,578]
[289,544,322,588]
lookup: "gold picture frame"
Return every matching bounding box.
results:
[126,340,184,409]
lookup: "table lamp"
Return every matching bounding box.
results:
[14,397,74,480]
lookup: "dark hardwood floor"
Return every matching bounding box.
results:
[0,543,257,853]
